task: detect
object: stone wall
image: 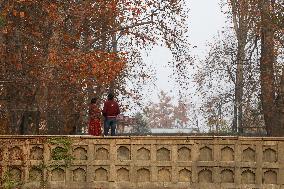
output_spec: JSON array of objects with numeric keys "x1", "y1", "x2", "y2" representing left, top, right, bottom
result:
[{"x1": 0, "y1": 136, "x2": 284, "y2": 189}]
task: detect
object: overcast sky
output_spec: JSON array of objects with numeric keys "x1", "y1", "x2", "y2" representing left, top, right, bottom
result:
[{"x1": 141, "y1": 0, "x2": 227, "y2": 103}]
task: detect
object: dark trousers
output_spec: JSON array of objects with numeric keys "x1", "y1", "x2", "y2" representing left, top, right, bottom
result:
[{"x1": 104, "y1": 117, "x2": 117, "y2": 136}]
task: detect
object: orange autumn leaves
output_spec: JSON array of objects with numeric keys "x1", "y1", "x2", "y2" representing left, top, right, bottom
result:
[
  {"x1": 3, "y1": 0, "x2": 128, "y2": 86},
  {"x1": 91, "y1": 51, "x2": 126, "y2": 84},
  {"x1": 50, "y1": 50, "x2": 126, "y2": 85}
]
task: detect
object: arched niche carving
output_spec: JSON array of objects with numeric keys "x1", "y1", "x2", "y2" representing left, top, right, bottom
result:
[
  {"x1": 94, "y1": 167, "x2": 108, "y2": 181},
  {"x1": 51, "y1": 168, "x2": 65, "y2": 181},
  {"x1": 51, "y1": 146, "x2": 67, "y2": 160},
  {"x1": 198, "y1": 169, "x2": 212, "y2": 183},
  {"x1": 9, "y1": 146, "x2": 22, "y2": 160},
  {"x1": 157, "y1": 147, "x2": 170, "y2": 161},
  {"x1": 73, "y1": 168, "x2": 86, "y2": 182},
  {"x1": 263, "y1": 148, "x2": 277, "y2": 163},
  {"x1": 242, "y1": 147, "x2": 255, "y2": 162},
  {"x1": 241, "y1": 170, "x2": 255, "y2": 184},
  {"x1": 117, "y1": 146, "x2": 130, "y2": 160},
  {"x1": 137, "y1": 168, "x2": 150, "y2": 182},
  {"x1": 178, "y1": 147, "x2": 191, "y2": 161},
  {"x1": 137, "y1": 147, "x2": 150, "y2": 160},
  {"x1": 221, "y1": 147, "x2": 234, "y2": 161},
  {"x1": 117, "y1": 168, "x2": 129, "y2": 182},
  {"x1": 199, "y1": 146, "x2": 213, "y2": 161},
  {"x1": 9, "y1": 167, "x2": 22, "y2": 182},
  {"x1": 30, "y1": 146, "x2": 44, "y2": 160},
  {"x1": 73, "y1": 147, "x2": 87, "y2": 160},
  {"x1": 158, "y1": 168, "x2": 171, "y2": 182},
  {"x1": 95, "y1": 147, "x2": 109, "y2": 160},
  {"x1": 29, "y1": 168, "x2": 43, "y2": 182},
  {"x1": 179, "y1": 168, "x2": 191, "y2": 182},
  {"x1": 221, "y1": 169, "x2": 234, "y2": 183},
  {"x1": 263, "y1": 170, "x2": 277, "y2": 184}
]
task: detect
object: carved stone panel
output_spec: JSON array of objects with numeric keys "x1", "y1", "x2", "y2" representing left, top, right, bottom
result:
[
  {"x1": 1, "y1": 136, "x2": 284, "y2": 188},
  {"x1": 157, "y1": 147, "x2": 170, "y2": 161},
  {"x1": 241, "y1": 170, "x2": 255, "y2": 184},
  {"x1": 198, "y1": 169, "x2": 212, "y2": 183},
  {"x1": 9, "y1": 167, "x2": 22, "y2": 182},
  {"x1": 94, "y1": 167, "x2": 108, "y2": 181},
  {"x1": 30, "y1": 146, "x2": 44, "y2": 160},
  {"x1": 221, "y1": 147, "x2": 234, "y2": 161},
  {"x1": 221, "y1": 169, "x2": 234, "y2": 183},
  {"x1": 73, "y1": 147, "x2": 87, "y2": 160},
  {"x1": 137, "y1": 168, "x2": 150, "y2": 182},
  {"x1": 117, "y1": 167, "x2": 130, "y2": 182},
  {"x1": 9, "y1": 146, "x2": 22, "y2": 160},
  {"x1": 137, "y1": 147, "x2": 150, "y2": 160},
  {"x1": 51, "y1": 168, "x2": 65, "y2": 182},
  {"x1": 178, "y1": 168, "x2": 191, "y2": 182},
  {"x1": 199, "y1": 146, "x2": 213, "y2": 161},
  {"x1": 263, "y1": 148, "x2": 277, "y2": 163},
  {"x1": 117, "y1": 146, "x2": 130, "y2": 160},
  {"x1": 158, "y1": 167, "x2": 171, "y2": 182},
  {"x1": 242, "y1": 147, "x2": 255, "y2": 162},
  {"x1": 51, "y1": 147, "x2": 66, "y2": 160},
  {"x1": 263, "y1": 170, "x2": 277, "y2": 184},
  {"x1": 178, "y1": 147, "x2": 191, "y2": 161},
  {"x1": 95, "y1": 147, "x2": 109, "y2": 160},
  {"x1": 29, "y1": 168, "x2": 43, "y2": 182},
  {"x1": 73, "y1": 168, "x2": 86, "y2": 182}
]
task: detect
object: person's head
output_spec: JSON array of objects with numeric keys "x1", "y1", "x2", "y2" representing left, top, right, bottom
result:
[
  {"x1": 107, "y1": 93, "x2": 114, "y2": 100},
  {"x1": 91, "y1": 97, "x2": 97, "y2": 104}
]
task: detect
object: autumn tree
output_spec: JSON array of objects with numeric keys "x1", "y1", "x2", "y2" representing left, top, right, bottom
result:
[
  {"x1": 237, "y1": 0, "x2": 284, "y2": 136},
  {"x1": 194, "y1": 30, "x2": 239, "y2": 133},
  {"x1": 144, "y1": 91, "x2": 175, "y2": 128},
  {"x1": 173, "y1": 98, "x2": 191, "y2": 128},
  {"x1": 0, "y1": 0, "x2": 191, "y2": 134},
  {"x1": 259, "y1": 0, "x2": 284, "y2": 135},
  {"x1": 196, "y1": 0, "x2": 283, "y2": 135},
  {"x1": 130, "y1": 112, "x2": 150, "y2": 135},
  {"x1": 144, "y1": 91, "x2": 192, "y2": 129},
  {"x1": 227, "y1": 0, "x2": 258, "y2": 133}
]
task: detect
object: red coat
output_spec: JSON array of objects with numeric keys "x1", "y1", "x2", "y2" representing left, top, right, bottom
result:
[
  {"x1": 102, "y1": 100, "x2": 120, "y2": 118},
  {"x1": 88, "y1": 103, "x2": 102, "y2": 136},
  {"x1": 89, "y1": 103, "x2": 101, "y2": 119}
]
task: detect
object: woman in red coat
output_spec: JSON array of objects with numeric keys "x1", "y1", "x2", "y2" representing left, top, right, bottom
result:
[{"x1": 88, "y1": 97, "x2": 102, "y2": 136}]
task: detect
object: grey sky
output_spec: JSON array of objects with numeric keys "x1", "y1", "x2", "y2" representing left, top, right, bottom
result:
[{"x1": 142, "y1": 0, "x2": 227, "y2": 103}]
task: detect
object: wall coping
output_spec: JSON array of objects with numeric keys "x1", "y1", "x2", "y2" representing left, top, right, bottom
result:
[{"x1": 0, "y1": 135, "x2": 284, "y2": 141}]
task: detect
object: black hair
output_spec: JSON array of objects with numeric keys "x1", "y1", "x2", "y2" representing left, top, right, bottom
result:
[
  {"x1": 107, "y1": 93, "x2": 114, "y2": 100},
  {"x1": 91, "y1": 97, "x2": 97, "y2": 104}
]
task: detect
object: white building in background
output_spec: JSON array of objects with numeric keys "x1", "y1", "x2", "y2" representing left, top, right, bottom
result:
[
  {"x1": 116, "y1": 114, "x2": 200, "y2": 135},
  {"x1": 150, "y1": 128, "x2": 199, "y2": 134}
]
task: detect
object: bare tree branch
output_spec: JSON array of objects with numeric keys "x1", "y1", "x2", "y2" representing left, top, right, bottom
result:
[{"x1": 85, "y1": 20, "x2": 154, "y2": 50}]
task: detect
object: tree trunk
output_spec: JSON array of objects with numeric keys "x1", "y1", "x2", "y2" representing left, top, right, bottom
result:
[
  {"x1": 0, "y1": 24, "x2": 9, "y2": 134},
  {"x1": 275, "y1": 69, "x2": 284, "y2": 136},
  {"x1": 234, "y1": 37, "x2": 246, "y2": 134},
  {"x1": 231, "y1": 0, "x2": 248, "y2": 134},
  {"x1": 109, "y1": 33, "x2": 118, "y2": 94},
  {"x1": 260, "y1": 0, "x2": 277, "y2": 136}
]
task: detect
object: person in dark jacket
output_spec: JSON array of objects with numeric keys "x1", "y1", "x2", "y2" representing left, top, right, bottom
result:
[{"x1": 102, "y1": 93, "x2": 120, "y2": 136}]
